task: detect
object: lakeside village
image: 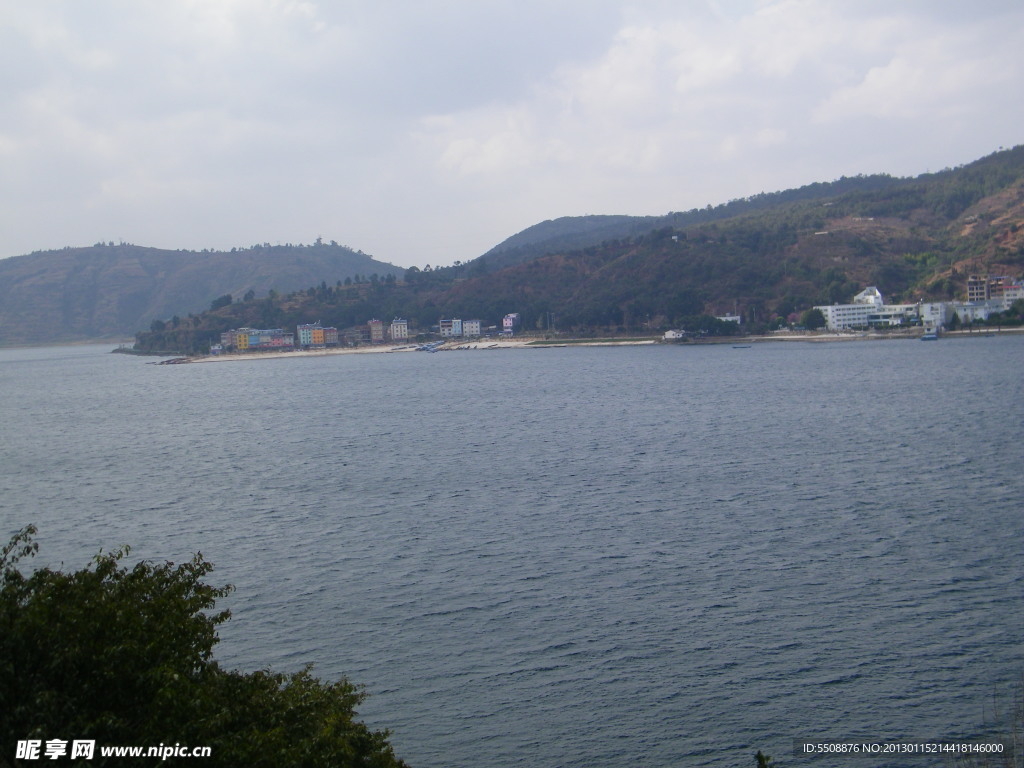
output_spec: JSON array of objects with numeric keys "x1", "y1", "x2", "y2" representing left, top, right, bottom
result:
[
  {"x1": 209, "y1": 274, "x2": 1023, "y2": 356},
  {"x1": 210, "y1": 313, "x2": 525, "y2": 354}
]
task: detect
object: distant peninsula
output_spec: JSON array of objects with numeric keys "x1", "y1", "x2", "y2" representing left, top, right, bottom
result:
[{"x1": 0, "y1": 241, "x2": 403, "y2": 347}]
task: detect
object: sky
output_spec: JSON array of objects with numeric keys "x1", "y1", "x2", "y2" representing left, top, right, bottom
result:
[{"x1": 2, "y1": 1, "x2": 1023, "y2": 269}]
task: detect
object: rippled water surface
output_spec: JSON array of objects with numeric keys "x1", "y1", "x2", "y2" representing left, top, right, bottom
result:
[{"x1": 2, "y1": 338, "x2": 1022, "y2": 767}]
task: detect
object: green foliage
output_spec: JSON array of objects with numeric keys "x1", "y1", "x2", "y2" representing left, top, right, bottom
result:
[
  {"x1": 209, "y1": 294, "x2": 233, "y2": 312},
  {"x1": 479, "y1": 174, "x2": 905, "y2": 271},
  {"x1": 674, "y1": 314, "x2": 741, "y2": 336},
  {"x1": 1, "y1": 527, "x2": 407, "y2": 768},
  {"x1": 134, "y1": 327, "x2": 224, "y2": 355},
  {"x1": 801, "y1": 307, "x2": 827, "y2": 330}
]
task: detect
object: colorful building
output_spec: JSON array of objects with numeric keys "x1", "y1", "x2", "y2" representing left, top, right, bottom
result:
[
  {"x1": 439, "y1": 318, "x2": 463, "y2": 337},
  {"x1": 502, "y1": 313, "x2": 521, "y2": 335},
  {"x1": 220, "y1": 328, "x2": 294, "y2": 352},
  {"x1": 297, "y1": 323, "x2": 339, "y2": 348}
]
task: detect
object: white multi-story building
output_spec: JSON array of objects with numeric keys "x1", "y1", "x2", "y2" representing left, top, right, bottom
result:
[
  {"x1": 918, "y1": 302, "x2": 949, "y2": 329},
  {"x1": 853, "y1": 286, "x2": 884, "y2": 307},
  {"x1": 389, "y1": 318, "x2": 409, "y2": 342},
  {"x1": 948, "y1": 301, "x2": 1005, "y2": 324},
  {"x1": 815, "y1": 302, "x2": 872, "y2": 331},
  {"x1": 462, "y1": 319, "x2": 482, "y2": 337},
  {"x1": 816, "y1": 287, "x2": 918, "y2": 331},
  {"x1": 815, "y1": 279, "x2": 1023, "y2": 332},
  {"x1": 997, "y1": 281, "x2": 1024, "y2": 306}
]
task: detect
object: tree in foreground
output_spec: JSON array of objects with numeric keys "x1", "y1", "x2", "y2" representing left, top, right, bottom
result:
[{"x1": 0, "y1": 526, "x2": 407, "y2": 768}]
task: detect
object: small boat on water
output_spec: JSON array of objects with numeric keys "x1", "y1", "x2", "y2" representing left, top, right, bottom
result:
[
  {"x1": 732, "y1": 344, "x2": 752, "y2": 349},
  {"x1": 920, "y1": 332, "x2": 938, "y2": 341}
]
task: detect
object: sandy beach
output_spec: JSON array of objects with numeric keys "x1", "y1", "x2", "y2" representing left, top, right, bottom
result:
[{"x1": 178, "y1": 338, "x2": 535, "y2": 363}]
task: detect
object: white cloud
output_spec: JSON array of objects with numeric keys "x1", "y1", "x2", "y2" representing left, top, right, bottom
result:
[
  {"x1": 814, "y1": 28, "x2": 1016, "y2": 124},
  {"x1": 1, "y1": 1, "x2": 1022, "y2": 265}
]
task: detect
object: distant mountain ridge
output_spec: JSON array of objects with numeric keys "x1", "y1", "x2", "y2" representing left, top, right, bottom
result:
[
  {"x1": 478, "y1": 174, "x2": 906, "y2": 272},
  {"x1": 0, "y1": 242, "x2": 403, "y2": 346}
]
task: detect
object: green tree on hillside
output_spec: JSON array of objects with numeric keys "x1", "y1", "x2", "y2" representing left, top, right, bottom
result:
[
  {"x1": 0, "y1": 526, "x2": 407, "y2": 768},
  {"x1": 800, "y1": 308, "x2": 827, "y2": 330},
  {"x1": 209, "y1": 294, "x2": 233, "y2": 312}
]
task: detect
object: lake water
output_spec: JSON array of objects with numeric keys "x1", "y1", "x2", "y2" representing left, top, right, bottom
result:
[{"x1": 1, "y1": 338, "x2": 1022, "y2": 767}]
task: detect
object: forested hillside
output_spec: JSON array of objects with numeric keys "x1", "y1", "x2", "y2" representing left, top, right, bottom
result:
[
  {"x1": 0, "y1": 241, "x2": 403, "y2": 346},
  {"x1": 479, "y1": 173, "x2": 906, "y2": 272},
  {"x1": 135, "y1": 145, "x2": 1024, "y2": 353}
]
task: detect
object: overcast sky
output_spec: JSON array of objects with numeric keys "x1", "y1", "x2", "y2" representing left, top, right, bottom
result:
[{"x1": 2, "y1": 1, "x2": 1022, "y2": 268}]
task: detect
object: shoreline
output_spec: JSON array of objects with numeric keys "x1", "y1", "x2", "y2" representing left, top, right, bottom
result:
[
  {"x1": 174, "y1": 338, "x2": 535, "y2": 364},
  {"x1": 152, "y1": 326, "x2": 1024, "y2": 364}
]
